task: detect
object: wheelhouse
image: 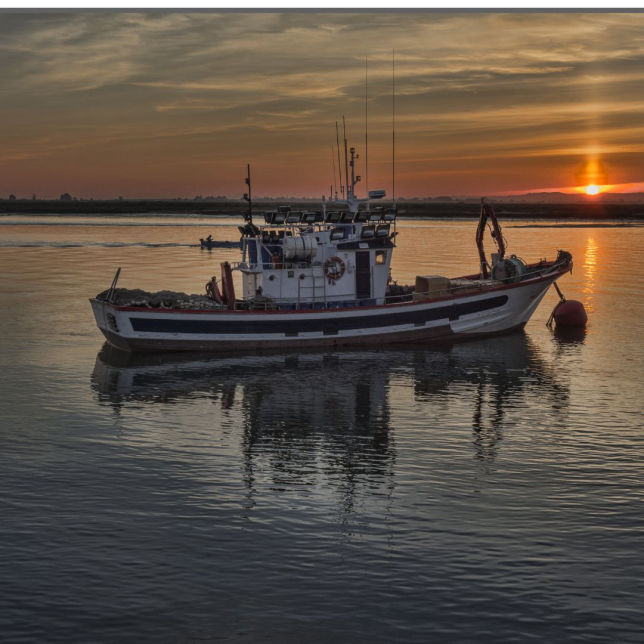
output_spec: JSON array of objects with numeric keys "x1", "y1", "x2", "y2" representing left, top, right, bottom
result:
[{"x1": 237, "y1": 205, "x2": 397, "y2": 309}]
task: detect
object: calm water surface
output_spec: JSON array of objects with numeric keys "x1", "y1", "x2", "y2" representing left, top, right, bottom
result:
[{"x1": 1, "y1": 215, "x2": 643, "y2": 642}]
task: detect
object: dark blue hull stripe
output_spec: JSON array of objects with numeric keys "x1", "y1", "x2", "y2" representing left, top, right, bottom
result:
[{"x1": 129, "y1": 295, "x2": 508, "y2": 335}]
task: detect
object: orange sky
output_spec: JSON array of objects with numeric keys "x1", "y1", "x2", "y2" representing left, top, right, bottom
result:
[{"x1": 1, "y1": 11, "x2": 644, "y2": 199}]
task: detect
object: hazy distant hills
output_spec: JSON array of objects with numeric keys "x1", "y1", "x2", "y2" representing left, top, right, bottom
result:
[{"x1": 488, "y1": 192, "x2": 644, "y2": 204}]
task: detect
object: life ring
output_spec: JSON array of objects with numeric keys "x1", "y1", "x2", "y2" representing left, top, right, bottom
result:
[{"x1": 324, "y1": 256, "x2": 346, "y2": 283}]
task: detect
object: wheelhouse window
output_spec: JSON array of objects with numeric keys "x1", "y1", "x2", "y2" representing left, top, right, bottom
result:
[{"x1": 376, "y1": 250, "x2": 387, "y2": 265}]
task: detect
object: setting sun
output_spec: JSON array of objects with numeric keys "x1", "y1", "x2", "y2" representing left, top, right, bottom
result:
[{"x1": 586, "y1": 184, "x2": 600, "y2": 195}]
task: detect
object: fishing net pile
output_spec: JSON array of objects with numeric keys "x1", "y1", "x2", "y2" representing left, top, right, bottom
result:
[{"x1": 95, "y1": 288, "x2": 226, "y2": 310}]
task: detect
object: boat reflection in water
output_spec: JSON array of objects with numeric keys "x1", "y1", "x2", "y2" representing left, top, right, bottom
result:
[
  {"x1": 92, "y1": 344, "x2": 397, "y2": 513},
  {"x1": 92, "y1": 332, "x2": 569, "y2": 477},
  {"x1": 410, "y1": 334, "x2": 570, "y2": 463}
]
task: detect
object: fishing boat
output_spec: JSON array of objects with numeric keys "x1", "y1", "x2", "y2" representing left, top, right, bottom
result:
[{"x1": 90, "y1": 148, "x2": 572, "y2": 353}]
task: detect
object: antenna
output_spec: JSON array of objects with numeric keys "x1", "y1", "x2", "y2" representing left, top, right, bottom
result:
[
  {"x1": 365, "y1": 56, "x2": 369, "y2": 199},
  {"x1": 335, "y1": 121, "x2": 343, "y2": 199},
  {"x1": 343, "y1": 116, "x2": 349, "y2": 200},
  {"x1": 243, "y1": 163, "x2": 252, "y2": 223},
  {"x1": 392, "y1": 49, "x2": 396, "y2": 208},
  {"x1": 331, "y1": 145, "x2": 337, "y2": 200}
]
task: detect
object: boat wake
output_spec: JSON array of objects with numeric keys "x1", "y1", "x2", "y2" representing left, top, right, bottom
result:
[
  {"x1": 0, "y1": 219, "x2": 237, "y2": 227},
  {"x1": 0, "y1": 241, "x2": 197, "y2": 249}
]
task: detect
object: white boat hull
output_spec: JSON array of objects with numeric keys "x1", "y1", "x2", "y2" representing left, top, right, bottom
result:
[{"x1": 90, "y1": 268, "x2": 564, "y2": 353}]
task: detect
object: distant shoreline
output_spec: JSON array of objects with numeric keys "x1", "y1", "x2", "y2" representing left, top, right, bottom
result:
[{"x1": 1, "y1": 199, "x2": 643, "y2": 219}]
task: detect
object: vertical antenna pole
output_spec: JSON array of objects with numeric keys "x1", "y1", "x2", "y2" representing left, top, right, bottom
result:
[
  {"x1": 331, "y1": 145, "x2": 337, "y2": 200},
  {"x1": 365, "y1": 56, "x2": 369, "y2": 199},
  {"x1": 335, "y1": 121, "x2": 343, "y2": 198},
  {"x1": 245, "y1": 163, "x2": 252, "y2": 223},
  {"x1": 392, "y1": 49, "x2": 396, "y2": 208},
  {"x1": 343, "y1": 116, "x2": 349, "y2": 200}
]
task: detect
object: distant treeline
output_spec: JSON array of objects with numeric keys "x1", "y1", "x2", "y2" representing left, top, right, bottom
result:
[{"x1": 1, "y1": 199, "x2": 643, "y2": 219}]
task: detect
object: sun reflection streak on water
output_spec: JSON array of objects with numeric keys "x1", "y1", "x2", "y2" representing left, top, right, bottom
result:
[{"x1": 583, "y1": 235, "x2": 597, "y2": 313}]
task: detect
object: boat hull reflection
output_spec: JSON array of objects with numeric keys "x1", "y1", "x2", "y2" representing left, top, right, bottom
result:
[{"x1": 92, "y1": 333, "x2": 568, "y2": 468}]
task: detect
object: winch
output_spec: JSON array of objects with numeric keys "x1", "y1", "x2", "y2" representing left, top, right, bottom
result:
[{"x1": 491, "y1": 255, "x2": 527, "y2": 283}]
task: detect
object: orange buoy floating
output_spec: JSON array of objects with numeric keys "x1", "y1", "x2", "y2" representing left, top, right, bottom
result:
[
  {"x1": 552, "y1": 299, "x2": 588, "y2": 327},
  {"x1": 547, "y1": 282, "x2": 587, "y2": 328}
]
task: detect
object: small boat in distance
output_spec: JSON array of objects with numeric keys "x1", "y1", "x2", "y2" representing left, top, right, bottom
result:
[
  {"x1": 199, "y1": 236, "x2": 241, "y2": 250},
  {"x1": 91, "y1": 151, "x2": 572, "y2": 353}
]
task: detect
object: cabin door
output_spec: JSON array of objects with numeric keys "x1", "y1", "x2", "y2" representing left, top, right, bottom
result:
[{"x1": 355, "y1": 251, "x2": 371, "y2": 300}]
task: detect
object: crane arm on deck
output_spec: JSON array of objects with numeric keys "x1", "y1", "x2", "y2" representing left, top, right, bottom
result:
[{"x1": 476, "y1": 199, "x2": 506, "y2": 279}]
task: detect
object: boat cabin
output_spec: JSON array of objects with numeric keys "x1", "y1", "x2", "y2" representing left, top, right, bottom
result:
[{"x1": 236, "y1": 205, "x2": 397, "y2": 309}]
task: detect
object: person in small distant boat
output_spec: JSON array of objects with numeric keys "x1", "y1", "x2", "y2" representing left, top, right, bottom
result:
[{"x1": 206, "y1": 234, "x2": 212, "y2": 242}]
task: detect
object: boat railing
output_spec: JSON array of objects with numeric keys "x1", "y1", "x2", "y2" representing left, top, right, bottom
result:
[
  {"x1": 233, "y1": 283, "x2": 469, "y2": 311},
  {"x1": 227, "y1": 254, "x2": 571, "y2": 311},
  {"x1": 407, "y1": 257, "x2": 570, "y2": 302},
  {"x1": 231, "y1": 261, "x2": 317, "y2": 271},
  {"x1": 232, "y1": 252, "x2": 569, "y2": 277}
]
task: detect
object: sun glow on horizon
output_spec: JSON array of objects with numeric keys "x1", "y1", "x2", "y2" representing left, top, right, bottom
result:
[{"x1": 586, "y1": 184, "x2": 600, "y2": 195}]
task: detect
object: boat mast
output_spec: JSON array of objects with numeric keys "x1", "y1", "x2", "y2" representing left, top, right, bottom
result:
[
  {"x1": 349, "y1": 144, "x2": 361, "y2": 207},
  {"x1": 343, "y1": 116, "x2": 350, "y2": 200},
  {"x1": 365, "y1": 56, "x2": 369, "y2": 203},
  {"x1": 335, "y1": 121, "x2": 343, "y2": 199},
  {"x1": 331, "y1": 145, "x2": 337, "y2": 200},
  {"x1": 244, "y1": 163, "x2": 253, "y2": 223},
  {"x1": 392, "y1": 49, "x2": 396, "y2": 209}
]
